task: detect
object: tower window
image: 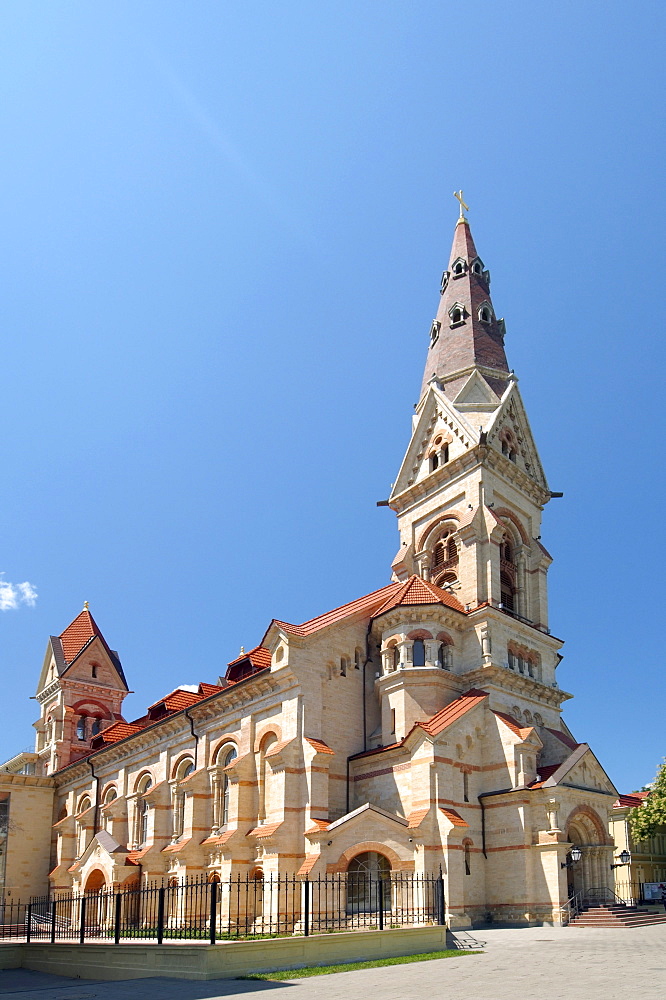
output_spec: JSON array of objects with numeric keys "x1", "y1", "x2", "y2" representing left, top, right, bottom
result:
[
  {"x1": 430, "y1": 453, "x2": 439, "y2": 472},
  {"x1": 479, "y1": 306, "x2": 492, "y2": 323},
  {"x1": 452, "y1": 259, "x2": 465, "y2": 276},
  {"x1": 412, "y1": 639, "x2": 426, "y2": 667},
  {"x1": 440, "y1": 271, "x2": 450, "y2": 294},
  {"x1": 450, "y1": 307, "x2": 463, "y2": 325},
  {"x1": 430, "y1": 320, "x2": 441, "y2": 345},
  {"x1": 91, "y1": 664, "x2": 97, "y2": 678},
  {"x1": 500, "y1": 572, "x2": 515, "y2": 612},
  {"x1": 463, "y1": 770, "x2": 469, "y2": 802},
  {"x1": 464, "y1": 843, "x2": 471, "y2": 875},
  {"x1": 437, "y1": 642, "x2": 452, "y2": 670},
  {"x1": 91, "y1": 718, "x2": 101, "y2": 737},
  {"x1": 76, "y1": 717, "x2": 87, "y2": 741}
]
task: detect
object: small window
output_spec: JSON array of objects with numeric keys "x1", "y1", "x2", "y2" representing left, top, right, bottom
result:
[
  {"x1": 452, "y1": 259, "x2": 465, "y2": 276},
  {"x1": 91, "y1": 664, "x2": 97, "y2": 678},
  {"x1": 464, "y1": 843, "x2": 471, "y2": 875},
  {"x1": 430, "y1": 319, "x2": 441, "y2": 344},
  {"x1": 412, "y1": 639, "x2": 426, "y2": 667},
  {"x1": 450, "y1": 307, "x2": 462, "y2": 325},
  {"x1": 472, "y1": 260, "x2": 483, "y2": 274},
  {"x1": 76, "y1": 717, "x2": 87, "y2": 741},
  {"x1": 430, "y1": 453, "x2": 439, "y2": 472},
  {"x1": 479, "y1": 306, "x2": 491, "y2": 323},
  {"x1": 391, "y1": 645, "x2": 400, "y2": 670},
  {"x1": 91, "y1": 718, "x2": 101, "y2": 737},
  {"x1": 442, "y1": 443, "x2": 449, "y2": 464},
  {"x1": 508, "y1": 650, "x2": 515, "y2": 670},
  {"x1": 391, "y1": 709, "x2": 396, "y2": 735},
  {"x1": 437, "y1": 642, "x2": 452, "y2": 670},
  {"x1": 440, "y1": 271, "x2": 450, "y2": 294},
  {"x1": 463, "y1": 771, "x2": 469, "y2": 802},
  {"x1": 340, "y1": 657, "x2": 347, "y2": 677}
]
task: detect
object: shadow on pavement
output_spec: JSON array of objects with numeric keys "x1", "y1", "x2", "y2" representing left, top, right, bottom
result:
[{"x1": 0, "y1": 968, "x2": 297, "y2": 998}]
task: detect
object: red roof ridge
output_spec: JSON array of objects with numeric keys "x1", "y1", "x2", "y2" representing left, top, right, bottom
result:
[
  {"x1": 417, "y1": 689, "x2": 489, "y2": 738},
  {"x1": 271, "y1": 582, "x2": 403, "y2": 637}
]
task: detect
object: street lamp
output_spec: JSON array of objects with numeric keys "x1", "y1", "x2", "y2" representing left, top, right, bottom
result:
[
  {"x1": 611, "y1": 849, "x2": 631, "y2": 870},
  {"x1": 561, "y1": 846, "x2": 582, "y2": 869}
]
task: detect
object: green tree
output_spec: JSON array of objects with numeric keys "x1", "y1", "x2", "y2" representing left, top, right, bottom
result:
[{"x1": 629, "y1": 759, "x2": 666, "y2": 843}]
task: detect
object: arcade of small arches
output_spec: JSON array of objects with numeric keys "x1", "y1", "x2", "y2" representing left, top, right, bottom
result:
[{"x1": 381, "y1": 629, "x2": 454, "y2": 674}]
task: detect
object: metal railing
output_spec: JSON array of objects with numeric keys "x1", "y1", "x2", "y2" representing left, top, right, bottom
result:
[{"x1": 0, "y1": 871, "x2": 446, "y2": 945}]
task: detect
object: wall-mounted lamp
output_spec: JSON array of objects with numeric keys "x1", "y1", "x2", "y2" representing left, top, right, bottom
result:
[
  {"x1": 611, "y1": 849, "x2": 631, "y2": 870},
  {"x1": 561, "y1": 846, "x2": 582, "y2": 869}
]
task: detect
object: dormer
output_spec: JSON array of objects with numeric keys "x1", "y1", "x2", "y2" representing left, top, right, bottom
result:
[
  {"x1": 440, "y1": 270, "x2": 450, "y2": 294},
  {"x1": 451, "y1": 257, "x2": 466, "y2": 278},
  {"x1": 448, "y1": 302, "x2": 467, "y2": 327},
  {"x1": 478, "y1": 301, "x2": 493, "y2": 323}
]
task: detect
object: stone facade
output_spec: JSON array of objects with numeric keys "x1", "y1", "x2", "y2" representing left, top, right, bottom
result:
[{"x1": 2, "y1": 211, "x2": 618, "y2": 926}]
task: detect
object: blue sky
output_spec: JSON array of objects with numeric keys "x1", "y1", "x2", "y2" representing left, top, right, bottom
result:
[{"x1": 0, "y1": 2, "x2": 663, "y2": 793}]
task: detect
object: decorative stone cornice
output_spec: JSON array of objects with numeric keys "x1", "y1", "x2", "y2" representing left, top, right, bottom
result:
[{"x1": 462, "y1": 663, "x2": 572, "y2": 707}]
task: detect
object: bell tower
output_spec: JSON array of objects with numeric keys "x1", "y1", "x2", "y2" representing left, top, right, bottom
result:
[
  {"x1": 376, "y1": 199, "x2": 566, "y2": 745},
  {"x1": 33, "y1": 604, "x2": 129, "y2": 775}
]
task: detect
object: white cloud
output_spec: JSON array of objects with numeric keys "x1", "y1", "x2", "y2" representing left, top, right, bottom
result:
[{"x1": 0, "y1": 575, "x2": 38, "y2": 611}]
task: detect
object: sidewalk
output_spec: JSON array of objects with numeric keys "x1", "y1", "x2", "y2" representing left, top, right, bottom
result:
[{"x1": 1, "y1": 923, "x2": 665, "y2": 999}]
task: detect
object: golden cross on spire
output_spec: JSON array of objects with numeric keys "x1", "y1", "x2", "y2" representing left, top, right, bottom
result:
[{"x1": 453, "y1": 189, "x2": 469, "y2": 220}]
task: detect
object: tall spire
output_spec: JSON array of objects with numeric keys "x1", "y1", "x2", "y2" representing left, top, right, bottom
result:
[{"x1": 420, "y1": 204, "x2": 510, "y2": 401}]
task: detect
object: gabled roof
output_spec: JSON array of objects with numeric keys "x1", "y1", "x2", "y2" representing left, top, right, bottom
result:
[
  {"x1": 528, "y1": 743, "x2": 617, "y2": 795},
  {"x1": 546, "y1": 727, "x2": 579, "y2": 752},
  {"x1": 50, "y1": 607, "x2": 128, "y2": 689},
  {"x1": 372, "y1": 575, "x2": 465, "y2": 615},
  {"x1": 147, "y1": 688, "x2": 205, "y2": 715}
]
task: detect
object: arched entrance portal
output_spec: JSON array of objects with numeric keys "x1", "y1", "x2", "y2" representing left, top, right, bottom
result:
[
  {"x1": 346, "y1": 851, "x2": 392, "y2": 914},
  {"x1": 566, "y1": 807, "x2": 611, "y2": 900},
  {"x1": 84, "y1": 869, "x2": 106, "y2": 894},
  {"x1": 83, "y1": 869, "x2": 108, "y2": 930}
]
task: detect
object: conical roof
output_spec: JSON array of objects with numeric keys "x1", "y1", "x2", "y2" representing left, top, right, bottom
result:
[{"x1": 420, "y1": 216, "x2": 510, "y2": 399}]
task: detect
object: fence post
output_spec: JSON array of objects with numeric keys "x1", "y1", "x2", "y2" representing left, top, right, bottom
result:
[
  {"x1": 79, "y1": 896, "x2": 87, "y2": 944},
  {"x1": 303, "y1": 879, "x2": 310, "y2": 937},
  {"x1": 157, "y1": 886, "x2": 165, "y2": 945},
  {"x1": 26, "y1": 903, "x2": 32, "y2": 944},
  {"x1": 378, "y1": 879, "x2": 384, "y2": 930},
  {"x1": 436, "y1": 870, "x2": 446, "y2": 925},
  {"x1": 209, "y1": 880, "x2": 217, "y2": 946},
  {"x1": 50, "y1": 900, "x2": 57, "y2": 944},
  {"x1": 114, "y1": 893, "x2": 122, "y2": 945}
]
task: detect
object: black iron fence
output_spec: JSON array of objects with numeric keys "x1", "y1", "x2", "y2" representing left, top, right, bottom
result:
[{"x1": 0, "y1": 872, "x2": 445, "y2": 945}]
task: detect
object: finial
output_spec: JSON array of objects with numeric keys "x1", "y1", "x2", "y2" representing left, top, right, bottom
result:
[
  {"x1": 453, "y1": 189, "x2": 469, "y2": 222},
  {"x1": 240, "y1": 645, "x2": 245, "y2": 655},
  {"x1": 83, "y1": 601, "x2": 89, "y2": 610}
]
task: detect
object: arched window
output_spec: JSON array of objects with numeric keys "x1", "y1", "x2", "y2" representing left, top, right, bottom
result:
[
  {"x1": 437, "y1": 642, "x2": 453, "y2": 670},
  {"x1": 450, "y1": 307, "x2": 463, "y2": 324},
  {"x1": 222, "y1": 746, "x2": 237, "y2": 826},
  {"x1": 464, "y1": 842, "x2": 471, "y2": 876},
  {"x1": 500, "y1": 572, "x2": 515, "y2": 612},
  {"x1": 340, "y1": 657, "x2": 348, "y2": 677},
  {"x1": 463, "y1": 770, "x2": 470, "y2": 802},
  {"x1": 508, "y1": 650, "x2": 516, "y2": 670},
  {"x1": 452, "y1": 259, "x2": 465, "y2": 276},
  {"x1": 91, "y1": 718, "x2": 102, "y2": 737},
  {"x1": 102, "y1": 787, "x2": 117, "y2": 831},
  {"x1": 136, "y1": 775, "x2": 152, "y2": 847},
  {"x1": 258, "y1": 734, "x2": 277, "y2": 823},
  {"x1": 500, "y1": 536, "x2": 513, "y2": 564},
  {"x1": 412, "y1": 639, "x2": 425, "y2": 667},
  {"x1": 429, "y1": 452, "x2": 439, "y2": 472},
  {"x1": 76, "y1": 717, "x2": 87, "y2": 741},
  {"x1": 346, "y1": 852, "x2": 392, "y2": 914},
  {"x1": 354, "y1": 648, "x2": 363, "y2": 670},
  {"x1": 91, "y1": 664, "x2": 98, "y2": 678},
  {"x1": 479, "y1": 305, "x2": 491, "y2": 322}
]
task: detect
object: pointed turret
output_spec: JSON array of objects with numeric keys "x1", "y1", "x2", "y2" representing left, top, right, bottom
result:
[{"x1": 421, "y1": 214, "x2": 510, "y2": 401}]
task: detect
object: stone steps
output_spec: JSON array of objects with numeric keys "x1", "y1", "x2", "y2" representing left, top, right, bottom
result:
[{"x1": 570, "y1": 903, "x2": 666, "y2": 928}]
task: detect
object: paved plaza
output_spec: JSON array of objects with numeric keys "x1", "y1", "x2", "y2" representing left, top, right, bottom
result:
[{"x1": 1, "y1": 924, "x2": 665, "y2": 1000}]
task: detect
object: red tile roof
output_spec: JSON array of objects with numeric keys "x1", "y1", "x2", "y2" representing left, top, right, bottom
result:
[
  {"x1": 407, "y1": 808, "x2": 430, "y2": 829},
  {"x1": 59, "y1": 608, "x2": 101, "y2": 664},
  {"x1": 148, "y1": 688, "x2": 205, "y2": 713},
  {"x1": 199, "y1": 682, "x2": 225, "y2": 698},
  {"x1": 126, "y1": 847, "x2": 152, "y2": 866},
  {"x1": 296, "y1": 855, "x2": 320, "y2": 877},
  {"x1": 373, "y1": 575, "x2": 465, "y2": 615},
  {"x1": 417, "y1": 690, "x2": 489, "y2": 737},
  {"x1": 200, "y1": 830, "x2": 236, "y2": 846},
  {"x1": 161, "y1": 838, "x2": 192, "y2": 854},
  {"x1": 92, "y1": 721, "x2": 146, "y2": 746},
  {"x1": 227, "y1": 645, "x2": 272, "y2": 670},
  {"x1": 273, "y1": 583, "x2": 403, "y2": 636},
  {"x1": 614, "y1": 792, "x2": 648, "y2": 809},
  {"x1": 440, "y1": 807, "x2": 469, "y2": 827},
  {"x1": 306, "y1": 818, "x2": 330, "y2": 832},
  {"x1": 305, "y1": 737, "x2": 335, "y2": 755},
  {"x1": 247, "y1": 823, "x2": 283, "y2": 839},
  {"x1": 493, "y1": 711, "x2": 535, "y2": 740}
]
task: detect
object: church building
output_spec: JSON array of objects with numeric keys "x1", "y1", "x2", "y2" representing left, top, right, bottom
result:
[{"x1": 4, "y1": 204, "x2": 619, "y2": 927}]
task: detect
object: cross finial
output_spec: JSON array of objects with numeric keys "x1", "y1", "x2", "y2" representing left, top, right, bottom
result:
[{"x1": 453, "y1": 189, "x2": 469, "y2": 221}]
